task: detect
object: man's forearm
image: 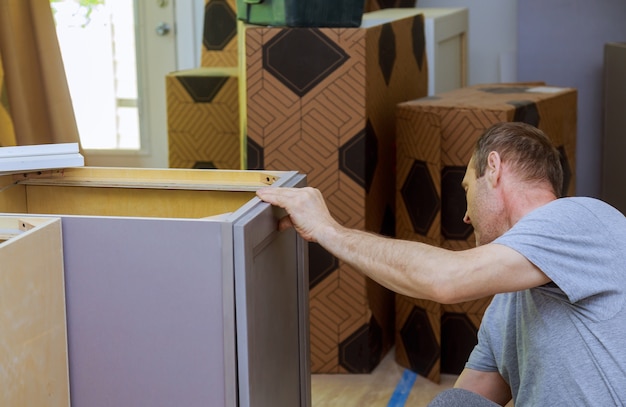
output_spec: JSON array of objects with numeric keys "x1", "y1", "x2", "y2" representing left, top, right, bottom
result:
[{"x1": 317, "y1": 223, "x2": 459, "y2": 302}]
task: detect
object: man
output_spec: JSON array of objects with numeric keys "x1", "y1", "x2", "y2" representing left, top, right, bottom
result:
[{"x1": 256, "y1": 122, "x2": 626, "y2": 406}]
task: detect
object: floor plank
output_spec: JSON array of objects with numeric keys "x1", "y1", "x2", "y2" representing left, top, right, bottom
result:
[{"x1": 312, "y1": 349, "x2": 456, "y2": 406}]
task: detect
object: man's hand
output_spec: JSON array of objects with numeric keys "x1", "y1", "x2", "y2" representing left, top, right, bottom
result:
[{"x1": 256, "y1": 187, "x2": 337, "y2": 243}]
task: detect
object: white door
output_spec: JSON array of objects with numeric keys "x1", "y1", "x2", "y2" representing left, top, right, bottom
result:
[{"x1": 52, "y1": 0, "x2": 199, "y2": 168}]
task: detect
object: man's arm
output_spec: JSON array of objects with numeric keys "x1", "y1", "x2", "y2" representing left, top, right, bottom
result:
[
  {"x1": 257, "y1": 187, "x2": 550, "y2": 303},
  {"x1": 455, "y1": 368, "x2": 512, "y2": 406}
]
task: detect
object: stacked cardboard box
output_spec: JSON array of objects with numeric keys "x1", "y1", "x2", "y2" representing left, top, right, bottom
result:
[
  {"x1": 395, "y1": 83, "x2": 577, "y2": 382},
  {"x1": 166, "y1": 0, "x2": 240, "y2": 170},
  {"x1": 243, "y1": 9, "x2": 429, "y2": 372},
  {"x1": 166, "y1": 68, "x2": 240, "y2": 169},
  {"x1": 201, "y1": 0, "x2": 239, "y2": 68}
]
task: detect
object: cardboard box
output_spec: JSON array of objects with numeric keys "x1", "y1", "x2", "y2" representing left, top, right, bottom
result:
[
  {"x1": 166, "y1": 67, "x2": 240, "y2": 169},
  {"x1": 202, "y1": 0, "x2": 239, "y2": 68},
  {"x1": 243, "y1": 9, "x2": 429, "y2": 373},
  {"x1": 367, "y1": 8, "x2": 468, "y2": 96},
  {"x1": 0, "y1": 167, "x2": 309, "y2": 407},
  {"x1": 601, "y1": 42, "x2": 626, "y2": 214},
  {"x1": 0, "y1": 216, "x2": 69, "y2": 406},
  {"x1": 395, "y1": 83, "x2": 577, "y2": 381}
]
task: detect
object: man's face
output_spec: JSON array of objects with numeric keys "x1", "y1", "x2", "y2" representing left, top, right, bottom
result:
[{"x1": 461, "y1": 157, "x2": 504, "y2": 246}]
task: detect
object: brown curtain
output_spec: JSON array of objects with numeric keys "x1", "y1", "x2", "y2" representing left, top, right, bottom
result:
[
  {"x1": 0, "y1": 53, "x2": 15, "y2": 146},
  {"x1": 0, "y1": 0, "x2": 80, "y2": 147}
]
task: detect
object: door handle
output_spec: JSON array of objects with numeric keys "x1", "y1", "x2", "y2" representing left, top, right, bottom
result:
[{"x1": 155, "y1": 22, "x2": 171, "y2": 36}]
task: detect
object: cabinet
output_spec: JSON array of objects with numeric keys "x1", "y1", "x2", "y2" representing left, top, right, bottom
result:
[{"x1": 0, "y1": 167, "x2": 309, "y2": 407}]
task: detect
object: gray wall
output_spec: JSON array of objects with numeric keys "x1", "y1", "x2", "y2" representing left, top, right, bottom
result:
[
  {"x1": 417, "y1": 0, "x2": 518, "y2": 85},
  {"x1": 418, "y1": 0, "x2": 626, "y2": 197},
  {"x1": 517, "y1": 0, "x2": 626, "y2": 197}
]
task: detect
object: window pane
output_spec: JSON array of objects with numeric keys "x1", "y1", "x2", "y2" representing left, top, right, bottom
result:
[{"x1": 51, "y1": 0, "x2": 140, "y2": 150}]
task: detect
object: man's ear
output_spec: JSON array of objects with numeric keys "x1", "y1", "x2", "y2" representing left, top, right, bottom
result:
[{"x1": 486, "y1": 151, "x2": 501, "y2": 187}]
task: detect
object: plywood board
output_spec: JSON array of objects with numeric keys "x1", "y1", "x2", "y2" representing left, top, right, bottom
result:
[
  {"x1": 0, "y1": 167, "x2": 293, "y2": 218},
  {"x1": 0, "y1": 216, "x2": 69, "y2": 406}
]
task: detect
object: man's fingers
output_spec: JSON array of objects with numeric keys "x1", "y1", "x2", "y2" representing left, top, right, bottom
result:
[
  {"x1": 257, "y1": 187, "x2": 293, "y2": 207},
  {"x1": 257, "y1": 187, "x2": 314, "y2": 207}
]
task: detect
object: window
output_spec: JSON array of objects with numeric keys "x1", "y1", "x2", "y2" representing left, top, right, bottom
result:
[{"x1": 51, "y1": 0, "x2": 139, "y2": 150}]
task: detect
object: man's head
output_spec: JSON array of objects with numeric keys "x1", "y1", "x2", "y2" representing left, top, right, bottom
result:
[
  {"x1": 462, "y1": 122, "x2": 563, "y2": 246},
  {"x1": 472, "y1": 122, "x2": 564, "y2": 197}
]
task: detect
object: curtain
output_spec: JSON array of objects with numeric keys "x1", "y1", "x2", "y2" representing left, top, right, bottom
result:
[
  {"x1": 0, "y1": 53, "x2": 15, "y2": 146},
  {"x1": 0, "y1": 0, "x2": 80, "y2": 147}
]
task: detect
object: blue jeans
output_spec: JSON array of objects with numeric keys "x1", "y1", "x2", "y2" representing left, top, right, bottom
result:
[{"x1": 427, "y1": 389, "x2": 502, "y2": 407}]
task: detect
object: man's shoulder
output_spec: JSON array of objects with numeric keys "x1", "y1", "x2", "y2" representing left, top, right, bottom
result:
[{"x1": 533, "y1": 196, "x2": 623, "y2": 221}]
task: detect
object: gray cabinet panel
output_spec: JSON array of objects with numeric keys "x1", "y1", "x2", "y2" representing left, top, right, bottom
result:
[{"x1": 62, "y1": 217, "x2": 235, "y2": 407}]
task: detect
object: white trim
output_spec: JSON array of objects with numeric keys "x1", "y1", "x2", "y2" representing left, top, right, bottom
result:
[
  {"x1": 0, "y1": 143, "x2": 84, "y2": 173},
  {"x1": 174, "y1": 0, "x2": 205, "y2": 70}
]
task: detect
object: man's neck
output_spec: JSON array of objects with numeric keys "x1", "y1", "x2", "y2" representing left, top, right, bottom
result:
[{"x1": 505, "y1": 184, "x2": 557, "y2": 227}]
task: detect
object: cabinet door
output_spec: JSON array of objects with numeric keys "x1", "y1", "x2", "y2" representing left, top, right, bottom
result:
[{"x1": 233, "y1": 174, "x2": 310, "y2": 407}]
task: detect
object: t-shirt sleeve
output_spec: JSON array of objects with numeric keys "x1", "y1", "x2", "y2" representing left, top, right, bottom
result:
[
  {"x1": 465, "y1": 310, "x2": 499, "y2": 373},
  {"x1": 493, "y1": 198, "x2": 625, "y2": 320}
]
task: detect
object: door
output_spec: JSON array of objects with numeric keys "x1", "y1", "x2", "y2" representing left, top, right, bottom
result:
[
  {"x1": 233, "y1": 173, "x2": 311, "y2": 407},
  {"x1": 51, "y1": 0, "x2": 179, "y2": 168}
]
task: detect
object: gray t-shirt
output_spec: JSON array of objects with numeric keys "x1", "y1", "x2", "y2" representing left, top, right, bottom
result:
[{"x1": 466, "y1": 197, "x2": 626, "y2": 406}]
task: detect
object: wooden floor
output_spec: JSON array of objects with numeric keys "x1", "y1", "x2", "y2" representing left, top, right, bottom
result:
[{"x1": 311, "y1": 349, "x2": 457, "y2": 407}]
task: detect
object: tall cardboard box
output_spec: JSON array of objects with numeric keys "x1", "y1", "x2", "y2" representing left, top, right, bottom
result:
[
  {"x1": 202, "y1": 0, "x2": 239, "y2": 68},
  {"x1": 0, "y1": 216, "x2": 69, "y2": 406},
  {"x1": 0, "y1": 167, "x2": 309, "y2": 407},
  {"x1": 166, "y1": 67, "x2": 240, "y2": 169},
  {"x1": 243, "y1": 9, "x2": 429, "y2": 373},
  {"x1": 395, "y1": 83, "x2": 577, "y2": 382}
]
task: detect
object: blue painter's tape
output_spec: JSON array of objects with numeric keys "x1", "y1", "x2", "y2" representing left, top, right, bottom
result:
[{"x1": 387, "y1": 369, "x2": 418, "y2": 407}]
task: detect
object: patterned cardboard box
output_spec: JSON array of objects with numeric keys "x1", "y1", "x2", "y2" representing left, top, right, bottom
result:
[
  {"x1": 201, "y1": 0, "x2": 239, "y2": 68},
  {"x1": 243, "y1": 9, "x2": 429, "y2": 373},
  {"x1": 394, "y1": 83, "x2": 577, "y2": 382},
  {"x1": 166, "y1": 67, "x2": 240, "y2": 169}
]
